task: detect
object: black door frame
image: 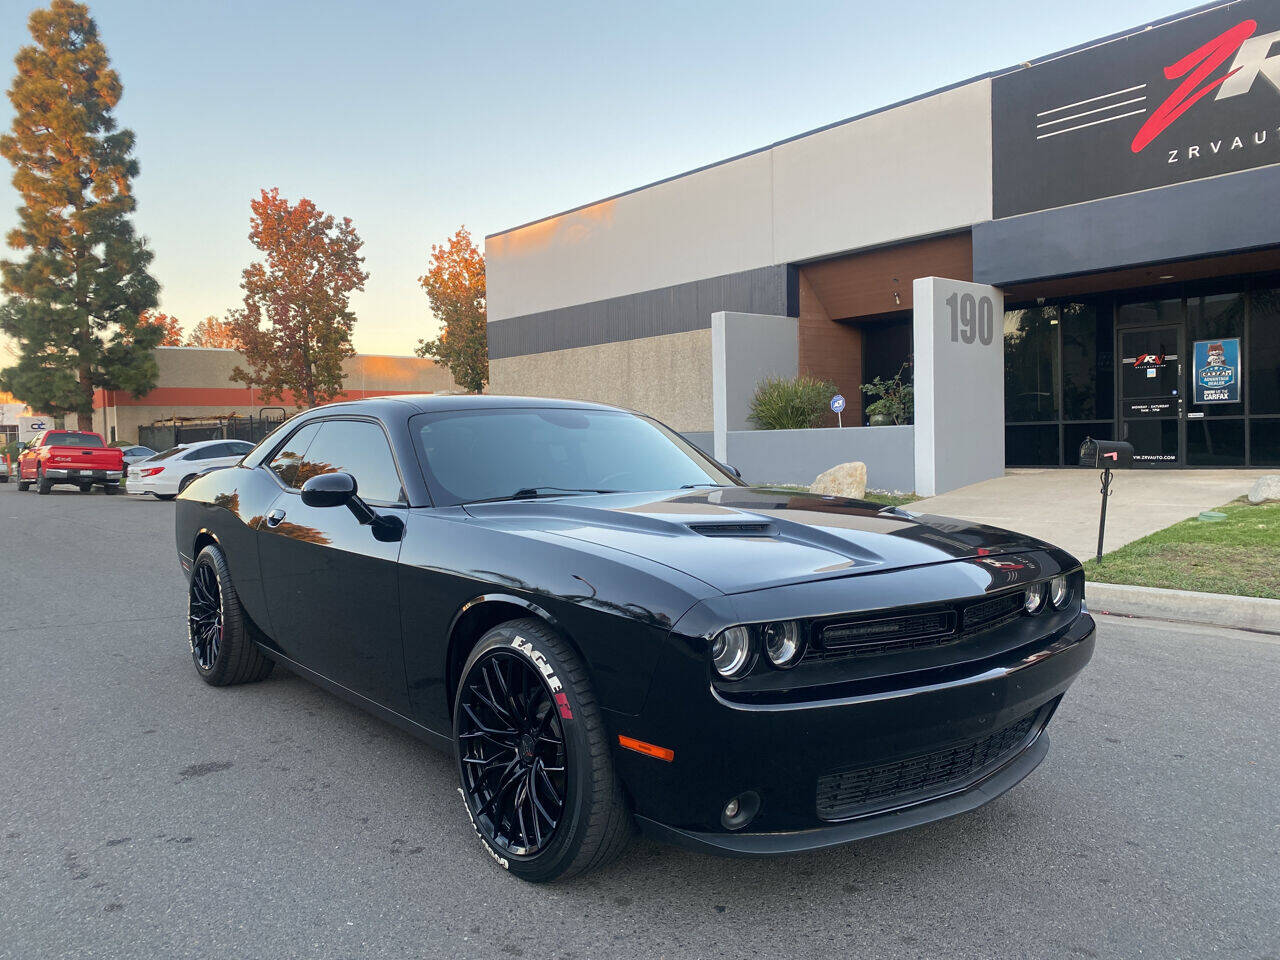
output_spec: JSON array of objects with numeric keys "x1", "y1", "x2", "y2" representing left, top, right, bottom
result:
[{"x1": 1115, "y1": 317, "x2": 1186, "y2": 467}]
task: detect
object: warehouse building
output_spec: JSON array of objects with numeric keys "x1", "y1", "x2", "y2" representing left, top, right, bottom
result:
[{"x1": 486, "y1": 0, "x2": 1280, "y2": 486}]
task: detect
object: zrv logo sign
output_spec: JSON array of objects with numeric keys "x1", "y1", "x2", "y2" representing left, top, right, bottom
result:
[
  {"x1": 1133, "y1": 19, "x2": 1280, "y2": 154},
  {"x1": 992, "y1": 0, "x2": 1280, "y2": 218}
]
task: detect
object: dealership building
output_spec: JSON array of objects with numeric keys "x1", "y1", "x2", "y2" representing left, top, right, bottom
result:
[{"x1": 486, "y1": 0, "x2": 1280, "y2": 493}]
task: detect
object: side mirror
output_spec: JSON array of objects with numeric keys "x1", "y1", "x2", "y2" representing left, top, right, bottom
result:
[
  {"x1": 299, "y1": 470, "x2": 404, "y2": 542},
  {"x1": 723, "y1": 463, "x2": 742, "y2": 480},
  {"x1": 300, "y1": 471, "x2": 356, "y2": 508}
]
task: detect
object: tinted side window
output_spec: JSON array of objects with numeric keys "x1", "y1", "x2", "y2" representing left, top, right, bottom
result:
[
  {"x1": 297, "y1": 420, "x2": 403, "y2": 503},
  {"x1": 192, "y1": 444, "x2": 225, "y2": 460},
  {"x1": 268, "y1": 423, "x2": 322, "y2": 488}
]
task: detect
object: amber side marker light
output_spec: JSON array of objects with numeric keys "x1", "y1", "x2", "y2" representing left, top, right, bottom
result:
[{"x1": 618, "y1": 735, "x2": 675, "y2": 762}]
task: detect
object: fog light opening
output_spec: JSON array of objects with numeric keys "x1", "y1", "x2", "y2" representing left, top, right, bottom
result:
[{"x1": 720, "y1": 790, "x2": 761, "y2": 831}]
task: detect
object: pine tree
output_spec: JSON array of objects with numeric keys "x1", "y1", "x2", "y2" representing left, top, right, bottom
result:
[{"x1": 0, "y1": 0, "x2": 160, "y2": 421}]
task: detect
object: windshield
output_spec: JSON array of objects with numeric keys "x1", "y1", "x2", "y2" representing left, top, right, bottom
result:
[
  {"x1": 411, "y1": 408, "x2": 735, "y2": 506},
  {"x1": 45, "y1": 432, "x2": 103, "y2": 448}
]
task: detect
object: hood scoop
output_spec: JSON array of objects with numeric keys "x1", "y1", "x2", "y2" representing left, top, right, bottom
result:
[{"x1": 687, "y1": 521, "x2": 774, "y2": 538}]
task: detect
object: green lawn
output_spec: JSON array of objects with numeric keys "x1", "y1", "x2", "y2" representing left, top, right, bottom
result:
[{"x1": 1084, "y1": 498, "x2": 1280, "y2": 599}]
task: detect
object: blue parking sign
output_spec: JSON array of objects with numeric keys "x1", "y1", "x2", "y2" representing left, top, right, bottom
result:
[{"x1": 830, "y1": 394, "x2": 846, "y2": 414}]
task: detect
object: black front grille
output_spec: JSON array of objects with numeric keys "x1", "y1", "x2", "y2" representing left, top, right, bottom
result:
[
  {"x1": 820, "y1": 610, "x2": 957, "y2": 655},
  {"x1": 806, "y1": 588, "x2": 1028, "y2": 661},
  {"x1": 815, "y1": 710, "x2": 1041, "y2": 821},
  {"x1": 963, "y1": 590, "x2": 1026, "y2": 630}
]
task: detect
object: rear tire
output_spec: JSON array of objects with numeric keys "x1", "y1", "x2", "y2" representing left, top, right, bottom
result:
[
  {"x1": 453, "y1": 618, "x2": 633, "y2": 882},
  {"x1": 104, "y1": 482, "x2": 120, "y2": 495},
  {"x1": 37, "y1": 469, "x2": 51, "y2": 495},
  {"x1": 78, "y1": 483, "x2": 92, "y2": 493},
  {"x1": 17, "y1": 476, "x2": 30, "y2": 491},
  {"x1": 187, "y1": 544, "x2": 274, "y2": 686},
  {"x1": 155, "y1": 493, "x2": 176, "y2": 501}
]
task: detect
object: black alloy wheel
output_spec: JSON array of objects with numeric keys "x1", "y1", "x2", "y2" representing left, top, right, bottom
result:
[
  {"x1": 188, "y1": 560, "x2": 223, "y2": 670},
  {"x1": 457, "y1": 648, "x2": 568, "y2": 858},
  {"x1": 453, "y1": 619, "x2": 633, "y2": 881},
  {"x1": 185, "y1": 545, "x2": 274, "y2": 685}
]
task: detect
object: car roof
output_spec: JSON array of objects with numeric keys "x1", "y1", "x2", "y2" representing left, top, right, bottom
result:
[
  {"x1": 294, "y1": 394, "x2": 632, "y2": 419},
  {"x1": 185, "y1": 438, "x2": 252, "y2": 449}
]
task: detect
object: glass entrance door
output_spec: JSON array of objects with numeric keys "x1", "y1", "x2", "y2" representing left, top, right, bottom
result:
[{"x1": 1118, "y1": 325, "x2": 1183, "y2": 465}]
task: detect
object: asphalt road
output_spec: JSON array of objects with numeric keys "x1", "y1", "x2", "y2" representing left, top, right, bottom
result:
[{"x1": 1, "y1": 482, "x2": 1277, "y2": 960}]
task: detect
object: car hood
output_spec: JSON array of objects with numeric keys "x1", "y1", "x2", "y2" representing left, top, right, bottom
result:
[{"x1": 462, "y1": 487, "x2": 1060, "y2": 594}]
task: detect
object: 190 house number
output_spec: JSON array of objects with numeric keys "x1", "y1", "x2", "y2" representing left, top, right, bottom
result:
[{"x1": 946, "y1": 292, "x2": 995, "y2": 346}]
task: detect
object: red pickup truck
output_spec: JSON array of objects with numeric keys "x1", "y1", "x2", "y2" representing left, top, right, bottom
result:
[{"x1": 17, "y1": 429, "x2": 125, "y2": 495}]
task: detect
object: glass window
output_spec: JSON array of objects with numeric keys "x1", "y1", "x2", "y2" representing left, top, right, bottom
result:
[
  {"x1": 1250, "y1": 288, "x2": 1280, "y2": 415},
  {"x1": 412, "y1": 408, "x2": 736, "y2": 507},
  {"x1": 1187, "y1": 419, "x2": 1246, "y2": 466},
  {"x1": 1186, "y1": 292, "x2": 1246, "y2": 419},
  {"x1": 188, "y1": 444, "x2": 225, "y2": 460},
  {"x1": 268, "y1": 422, "x2": 321, "y2": 489},
  {"x1": 149, "y1": 446, "x2": 188, "y2": 462},
  {"x1": 297, "y1": 420, "x2": 404, "y2": 504},
  {"x1": 1250, "y1": 419, "x2": 1280, "y2": 466},
  {"x1": 1004, "y1": 306, "x2": 1058, "y2": 422},
  {"x1": 44, "y1": 432, "x2": 104, "y2": 448},
  {"x1": 1005, "y1": 424, "x2": 1059, "y2": 466},
  {"x1": 1060, "y1": 303, "x2": 1113, "y2": 421},
  {"x1": 1062, "y1": 422, "x2": 1113, "y2": 465}
]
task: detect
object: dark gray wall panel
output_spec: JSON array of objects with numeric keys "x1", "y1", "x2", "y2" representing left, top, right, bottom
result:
[
  {"x1": 488, "y1": 265, "x2": 795, "y2": 360},
  {"x1": 974, "y1": 164, "x2": 1280, "y2": 287}
]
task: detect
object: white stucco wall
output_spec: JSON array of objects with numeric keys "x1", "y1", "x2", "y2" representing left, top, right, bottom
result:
[{"x1": 487, "y1": 79, "x2": 994, "y2": 323}]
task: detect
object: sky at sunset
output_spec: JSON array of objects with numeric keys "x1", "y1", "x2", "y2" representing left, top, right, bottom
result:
[{"x1": 1, "y1": 0, "x2": 1190, "y2": 357}]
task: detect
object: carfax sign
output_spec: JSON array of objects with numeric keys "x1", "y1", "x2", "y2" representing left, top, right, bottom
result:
[{"x1": 1193, "y1": 338, "x2": 1241, "y2": 404}]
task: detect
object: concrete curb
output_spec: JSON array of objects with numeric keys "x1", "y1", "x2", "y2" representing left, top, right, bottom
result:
[{"x1": 1085, "y1": 581, "x2": 1280, "y2": 635}]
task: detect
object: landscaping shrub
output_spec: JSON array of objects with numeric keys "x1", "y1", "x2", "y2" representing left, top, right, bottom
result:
[{"x1": 748, "y1": 375, "x2": 837, "y2": 430}]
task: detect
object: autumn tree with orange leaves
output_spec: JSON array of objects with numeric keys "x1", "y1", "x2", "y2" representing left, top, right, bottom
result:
[
  {"x1": 415, "y1": 227, "x2": 487, "y2": 393},
  {"x1": 137, "y1": 310, "x2": 183, "y2": 345},
  {"x1": 187, "y1": 315, "x2": 240, "y2": 349},
  {"x1": 228, "y1": 189, "x2": 368, "y2": 408}
]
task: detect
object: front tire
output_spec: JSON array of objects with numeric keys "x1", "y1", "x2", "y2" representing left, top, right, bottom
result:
[
  {"x1": 453, "y1": 618, "x2": 632, "y2": 882},
  {"x1": 187, "y1": 544, "x2": 274, "y2": 686},
  {"x1": 155, "y1": 493, "x2": 176, "y2": 501}
]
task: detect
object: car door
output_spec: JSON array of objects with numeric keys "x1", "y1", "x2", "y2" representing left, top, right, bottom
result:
[{"x1": 256, "y1": 417, "x2": 409, "y2": 711}]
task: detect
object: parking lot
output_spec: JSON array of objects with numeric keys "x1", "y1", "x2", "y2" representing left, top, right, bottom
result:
[{"x1": 1, "y1": 482, "x2": 1277, "y2": 960}]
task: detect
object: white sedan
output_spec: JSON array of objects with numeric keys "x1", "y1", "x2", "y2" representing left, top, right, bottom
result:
[{"x1": 127, "y1": 439, "x2": 254, "y2": 500}]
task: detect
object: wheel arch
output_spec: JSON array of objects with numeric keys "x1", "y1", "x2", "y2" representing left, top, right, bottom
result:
[
  {"x1": 444, "y1": 594, "x2": 577, "y2": 717},
  {"x1": 191, "y1": 527, "x2": 222, "y2": 559}
]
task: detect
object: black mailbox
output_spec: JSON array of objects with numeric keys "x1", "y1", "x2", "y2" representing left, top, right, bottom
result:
[{"x1": 1079, "y1": 438, "x2": 1134, "y2": 469}]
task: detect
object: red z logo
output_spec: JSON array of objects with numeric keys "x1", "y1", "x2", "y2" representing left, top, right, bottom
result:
[{"x1": 1131, "y1": 19, "x2": 1257, "y2": 153}]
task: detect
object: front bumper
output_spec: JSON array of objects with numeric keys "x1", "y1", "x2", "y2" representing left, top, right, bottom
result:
[{"x1": 609, "y1": 608, "x2": 1095, "y2": 856}]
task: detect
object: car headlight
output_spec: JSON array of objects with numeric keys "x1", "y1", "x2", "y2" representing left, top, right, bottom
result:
[
  {"x1": 1049, "y1": 575, "x2": 1071, "y2": 608},
  {"x1": 1024, "y1": 582, "x2": 1047, "y2": 615},
  {"x1": 762, "y1": 620, "x2": 803, "y2": 668},
  {"x1": 711, "y1": 626, "x2": 753, "y2": 679}
]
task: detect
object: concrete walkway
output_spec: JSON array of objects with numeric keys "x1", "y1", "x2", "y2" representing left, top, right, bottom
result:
[{"x1": 911, "y1": 468, "x2": 1272, "y2": 561}]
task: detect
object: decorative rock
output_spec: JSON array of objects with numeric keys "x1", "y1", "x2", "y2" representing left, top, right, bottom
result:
[
  {"x1": 810, "y1": 461, "x2": 867, "y2": 500},
  {"x1": 1248, "y1": 475, "x2": 1280, "y2": 504}
]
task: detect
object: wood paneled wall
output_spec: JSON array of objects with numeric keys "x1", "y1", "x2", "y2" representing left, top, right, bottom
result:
[
  {"x1": 797, "y1": 271, "x2": 863, "y2": 425},
  {"x1": 796, "y1": 232, "x2": 974, "y2": 425}
]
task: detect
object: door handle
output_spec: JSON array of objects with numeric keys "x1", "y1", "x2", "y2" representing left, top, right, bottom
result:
[{"x1": 266, "y1": 508, "x2": 286, "y2": 528}]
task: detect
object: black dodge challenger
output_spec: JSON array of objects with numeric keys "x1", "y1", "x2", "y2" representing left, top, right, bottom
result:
[{"x1": 175, "y1": 395, "x2": 1094, "y2": 881}]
